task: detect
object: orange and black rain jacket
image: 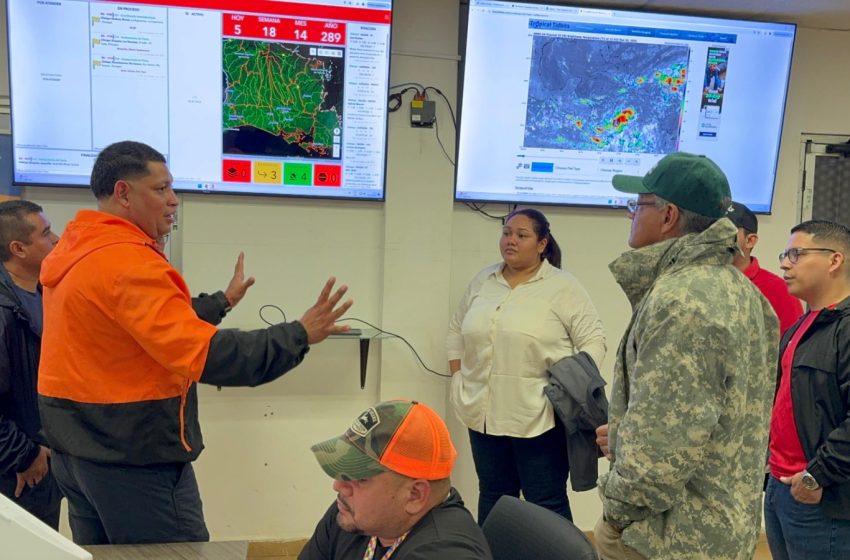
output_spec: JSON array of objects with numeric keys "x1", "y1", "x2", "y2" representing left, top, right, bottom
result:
[{"x1": 38, "y1": 210, "x2": 309, "y2": 466}]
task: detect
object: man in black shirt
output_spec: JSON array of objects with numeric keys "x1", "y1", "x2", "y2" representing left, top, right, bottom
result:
[
  {"x1": 300, "y1": 400, "x2": 492, "y2": 560},
  {"x1": 0, "y1": 200, "x2": 61, "y2": 527}
]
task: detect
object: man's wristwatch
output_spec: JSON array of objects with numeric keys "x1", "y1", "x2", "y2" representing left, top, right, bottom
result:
[{"x1": 801, "y1": 471, "x2": 821, "y2": 491}]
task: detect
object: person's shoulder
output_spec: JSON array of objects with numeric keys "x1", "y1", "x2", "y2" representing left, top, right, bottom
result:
[
  {"x1": 102, "y1": 243, "x2": 171, "y2": 272},
  {"x1": 301, "y1": 501, "x2": 368, "y2": 560},
  {"x1": 652, "y1": 261, "x2": 726, "y2": 296},
  {"x1": 475, "y1": 263, "x2": 502, "y2": 279},
  {"x1": 77, "y1": 238, "x2": 156, "y2": 269},
  {"x1": 664, "y1": 260, "x2": 749, "y2": 291},
  {"x1": 748, "y1": 258, "x2": 780, "y2": 280},
  {"x1": 465, "y1": 263, "x2": 502, "y2": 290},
  {"x1": 649, "y1": 265, "x2": 755, "y2": 320},
  {"x1": 545, "y1": 265, "x2": 586, "y2": 288},
  {"x1": 403, "y1": 495, "x2": 490, "y2": 558},
  {"x1": 0, "y1": 287, "x2": 16, "y2": 312}
]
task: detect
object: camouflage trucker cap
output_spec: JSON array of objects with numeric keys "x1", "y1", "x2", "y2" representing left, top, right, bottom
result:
[{"x1": 310, "y1": 400, "x2": 457, "y2": 481}]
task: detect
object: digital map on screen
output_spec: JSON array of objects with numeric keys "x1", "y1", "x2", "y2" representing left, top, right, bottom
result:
[
  {"x1": 223, "y1": 39, "x2": 344, "y2": 159},
  {"x1": 524, "y1": 36, "x2": 689, "y2": 153}
]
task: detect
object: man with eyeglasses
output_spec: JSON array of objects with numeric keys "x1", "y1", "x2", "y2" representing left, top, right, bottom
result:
[
  {"x1": 727, "y1": 201, "x2": 803, "y2": 334},
  {"x1": 300, "y1": 400, "x2": 492, "y2": 560},
  {"x1": 765, "y1": 220, "x2": 850, "y2": 559},
  {"x1": 594, "y1": 152, "x2": 779, "y2": 559}
]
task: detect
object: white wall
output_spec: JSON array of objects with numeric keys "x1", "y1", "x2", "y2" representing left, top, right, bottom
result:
[{"x1": 9, "y1": 0, "x2": 850, "y2": 538}]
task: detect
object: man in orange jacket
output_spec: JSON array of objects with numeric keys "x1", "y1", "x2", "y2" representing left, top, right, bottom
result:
[{"x1": 38, "y1": 140, "x2": 353, "y2": 545}]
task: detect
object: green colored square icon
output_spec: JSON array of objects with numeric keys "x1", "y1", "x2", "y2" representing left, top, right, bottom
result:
[{"x1": 283, "y1": 163, "x2": 312, "y2": 186}]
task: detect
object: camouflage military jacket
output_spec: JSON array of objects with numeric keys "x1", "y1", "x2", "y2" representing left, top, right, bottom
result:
[{"x1": 599, "y1": 219, "x2": 780, "y2": 559}]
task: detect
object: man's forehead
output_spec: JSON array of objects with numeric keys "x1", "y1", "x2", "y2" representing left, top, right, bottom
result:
[
  {"x1": 26, "y1": 212, "x2": 49, "y2": 228},
  {"x1": 788, "y1": 231, "x2": 815, "y2": 245},
  {"x1": 136, "y1": 162, "x2": 173, "y2": 184},
  {"x1": 147, "y1": 161, "x2": 172, "y2": 175}
]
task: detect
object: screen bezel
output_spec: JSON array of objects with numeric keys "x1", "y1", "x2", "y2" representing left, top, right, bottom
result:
[{"x1": 6, "y1": 0, "x2": 394, "y2": 203}]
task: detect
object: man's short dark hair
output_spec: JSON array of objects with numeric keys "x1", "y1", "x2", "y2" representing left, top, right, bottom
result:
[
  {"x1": 791, "y1": 220, "x2": 850, "y2": 254},
  {"x1": 0, "y1": 200, "x2": 44, "y2": 261},
  {"x1": 90, "y1": 141, "x2": 166, "y2": 200},
  {"x1": 655, "y1": 196, "x2": 719, "y2": 235}
]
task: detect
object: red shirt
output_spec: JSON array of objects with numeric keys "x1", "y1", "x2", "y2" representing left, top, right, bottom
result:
[
  {"x1": 769, "y1": 310, "x2": 820, "y2": 478},
  {"x1": 744, "y1": 257, "x2": 804, "y2": 334}
]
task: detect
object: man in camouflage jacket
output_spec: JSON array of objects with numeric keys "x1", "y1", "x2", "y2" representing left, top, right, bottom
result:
[{"x1": 595, "y1": 153, "x2": 780, "y2": 559}]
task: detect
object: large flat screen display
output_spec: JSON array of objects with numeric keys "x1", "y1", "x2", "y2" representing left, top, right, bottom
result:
[
  {"x1": 8, "y1": 0, "x2": 393, "y2": 200},
  {"x1": 455, "y1": 0, "x2": 796, "y2": 212}
]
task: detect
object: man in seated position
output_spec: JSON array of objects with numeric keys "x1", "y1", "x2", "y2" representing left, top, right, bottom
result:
[{"x1": 301, "y1": 399, "x2": 492, "y2": 560}]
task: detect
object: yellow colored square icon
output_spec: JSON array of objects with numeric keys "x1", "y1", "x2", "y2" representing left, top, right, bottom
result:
[{"x1": 253, "y1": 161, "x2": 283, "y2": 184}]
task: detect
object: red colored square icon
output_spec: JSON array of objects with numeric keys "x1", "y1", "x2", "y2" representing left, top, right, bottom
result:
[
  {"x1": 222, "y1": 159, "x2": 251, "y2": 183},
  {"x1": 313, "y1": 164, "x2": 342, "y2": 187}
]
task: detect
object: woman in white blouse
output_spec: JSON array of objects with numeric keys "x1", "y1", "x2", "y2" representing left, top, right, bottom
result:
[{"x1": 447, "y1": 208, "x2": 606, "y2": 525}]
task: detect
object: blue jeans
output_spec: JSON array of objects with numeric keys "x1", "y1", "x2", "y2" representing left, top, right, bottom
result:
[
  {"x1": 765, "y1": 475, "x2": 850, "y2": 559},
  {"x1": 52, "y1": 451, "x2": 209, "y2": 545},
  {"x1": 468, "y1": 418, "x2": 570, "y2": 525}
]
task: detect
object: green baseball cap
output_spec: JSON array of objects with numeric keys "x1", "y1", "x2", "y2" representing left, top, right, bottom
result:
[
  {"x1": 612, "y1": 152, "x2": 733, "y2": 218},
  {"x1": 310, "y1": 400, "x2": 457, "y2": 481}
]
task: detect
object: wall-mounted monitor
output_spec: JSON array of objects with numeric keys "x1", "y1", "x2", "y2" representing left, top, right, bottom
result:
[
  {"x1": 7, "y1": 0, "x2": 393, "y2": 201},
  {"x1": 455, "y1": 0, "x2": 796, "y2": 212}
]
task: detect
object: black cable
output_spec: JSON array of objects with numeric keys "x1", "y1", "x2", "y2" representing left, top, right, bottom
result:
[
  {"x1": 387, "y1": 93, "x2": 402, "y2": 113},
  {"x1": 336, "y1": 317, "x2": 452, "y2": 379},
  {"x1": 387, "y1": 86, "x2": 423, "y2": 113},
  {"x1": 256, "y1": 306, "x2": 451, "y2": 379},
  {"x1": 390, "y1": 82, "x2": 426, "y2": 93},
  {"x1": 424, "y1": 87, "x2": 457, "y2": 130},
  {"x1": 259, "y1": 304, "x2": 287, "y2": 326},
  {"x1": 464, "y1": 202, "x2": 515, "y2": 221},
  {"x1": 214, "y1": 304, "x2": 289, "y2": 392},
  {"x1": 434, "y1": 116, "x2": 455, "y2": 167}
]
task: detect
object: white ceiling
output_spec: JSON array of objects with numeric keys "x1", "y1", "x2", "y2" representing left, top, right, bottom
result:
[{"x1": 568, "y1": 0, "x2": 850, "y2": 30}]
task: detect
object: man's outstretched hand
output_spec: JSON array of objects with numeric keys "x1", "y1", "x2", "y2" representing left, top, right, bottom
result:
[
  {"x1": 224, "y1": 252, "x2": 256, "y2": 308},
  {"x1": 299, "y1": 277, "x2": 354, "y2": 344}
]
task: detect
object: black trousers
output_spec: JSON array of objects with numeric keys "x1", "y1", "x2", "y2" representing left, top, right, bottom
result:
[
  {"x1": 52, "y1": 451, "x2": 209, "y2": 545},
  {"x1": 0, "y1": 469, "x2": 62, "y2": 529}
]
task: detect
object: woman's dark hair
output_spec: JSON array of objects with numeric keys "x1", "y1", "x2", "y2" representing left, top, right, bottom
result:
[{"x1": 505, "y1": 208, "x2": 562, "y2": 268}]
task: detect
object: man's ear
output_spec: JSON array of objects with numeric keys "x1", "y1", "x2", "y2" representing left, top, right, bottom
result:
[
  {"x1": 660, "y1": 204, "x2": 680, "y2": 235},
  {"x1": 829, "y1": 250, "x2": 845, "y2": 274},
  {"x1": 744, "y1": 233, "x2": 759, "y2": 252},
  {"x1": 8, "y1": 240, "x2": 26, "y2": 259},
  {"x1": 403, "y1": 479, "x2": 432, "y2": 515},
  {"x1": 113, "y1": 180, "x2": 132, "y2": 208}
]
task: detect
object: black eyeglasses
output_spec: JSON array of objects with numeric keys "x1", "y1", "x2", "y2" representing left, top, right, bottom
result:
[
  {"x1": 626, "y1": 199, "x2": 656, "y2": 215},
  {"x1": 778, "y1": 247, "x2": 837, "y2": 264}
]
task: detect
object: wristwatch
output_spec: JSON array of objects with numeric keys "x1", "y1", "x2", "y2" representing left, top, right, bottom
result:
[{"x1": 801, "y1": 471, "x2": 821, "y2": 491}]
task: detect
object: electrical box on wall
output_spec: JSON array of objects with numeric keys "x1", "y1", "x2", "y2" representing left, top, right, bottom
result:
[{"x1": 410, "y1": 99, "x2": 436, "y2": 128}]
